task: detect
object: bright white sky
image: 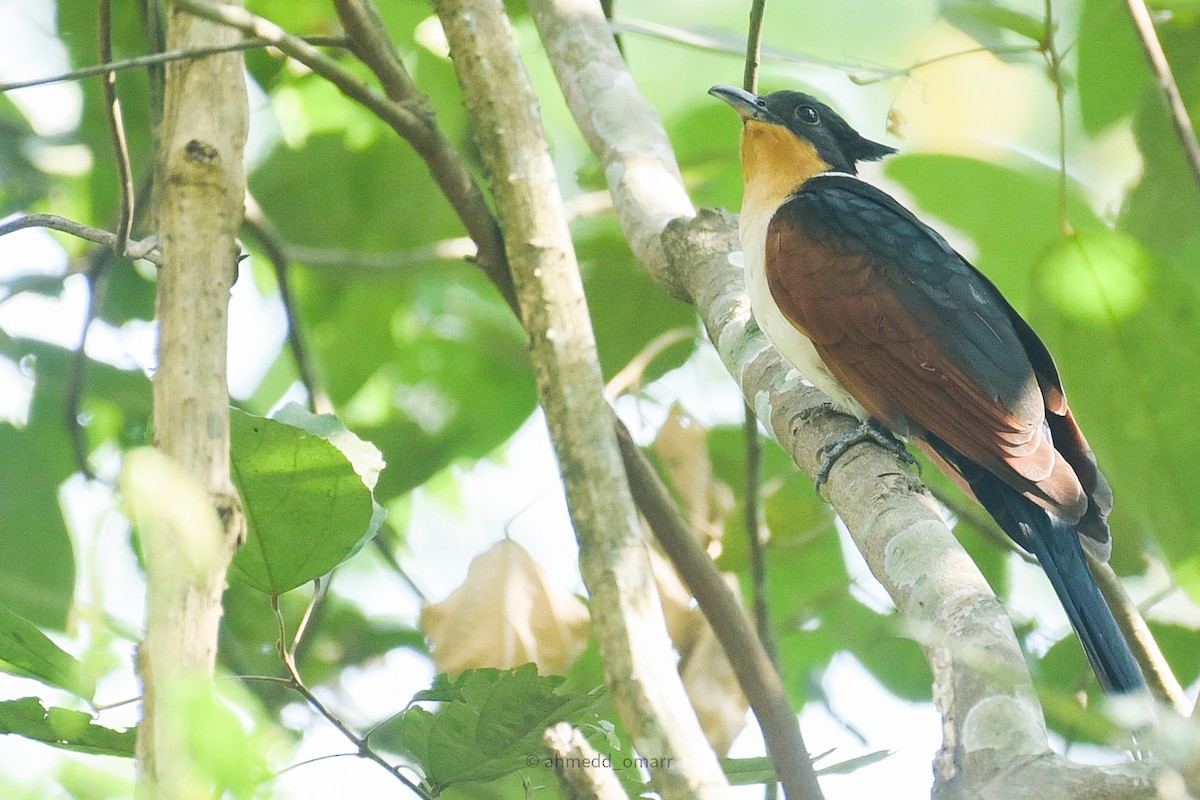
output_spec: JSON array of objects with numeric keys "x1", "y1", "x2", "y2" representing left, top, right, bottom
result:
[{"x1": 0, "y1": 1, "x2": 1145, "y2": 797}]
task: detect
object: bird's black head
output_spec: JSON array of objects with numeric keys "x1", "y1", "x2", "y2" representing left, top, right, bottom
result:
[{"x1": 709, "y1": 85, "x2": 895, "y2": 175}]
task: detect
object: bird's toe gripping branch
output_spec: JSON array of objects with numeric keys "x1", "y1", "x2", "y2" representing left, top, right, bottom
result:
[{"x1": 814, "y1": 417, "x2": 920, "y2": 492}]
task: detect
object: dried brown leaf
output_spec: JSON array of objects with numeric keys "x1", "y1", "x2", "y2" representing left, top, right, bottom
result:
[{"x1": 420, "y1": 539, "x2": 590, "y2": 675}]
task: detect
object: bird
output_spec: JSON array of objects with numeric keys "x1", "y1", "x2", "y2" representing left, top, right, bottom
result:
[{"x1": 709, "y1": 83, "x2": 1145, "y2": 694}]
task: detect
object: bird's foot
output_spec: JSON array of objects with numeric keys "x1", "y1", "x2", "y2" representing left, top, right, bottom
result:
[{"x1": 814, "y1": 418, "x2": 919, "y2": 492}]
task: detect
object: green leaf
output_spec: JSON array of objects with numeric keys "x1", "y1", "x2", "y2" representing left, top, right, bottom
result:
[
  {"x1": 1144, "y1": 621, "x2": 1200, "y2": 690},
  {"x1": 385, "y1": 665, "x2": 604, "y2": 793},
  {"x1": 287, "y1": 262, "x2": 537, "y2": 501},
  {"x1": 0, "y1": 340, "x2": 80, "y2": 630},
  {"x1": 230, "y1": 407, "x2": 384, "y2": 594},
  {"x1": 941, "y1": 1, "x2": 1047, "y2": 49},
  {"x1": 1076, "y1": 0, "x2": 1152, "y2": 134},
  {"x1": 169, "y1": 679, "x2": 275, "y2": 800},
  {"x1": 718, "y1": 749, "x2": 893, "y2": 786},
  {"x1": 0, "y1": 605, "x2": 91, "y2": 699},
  {"x1": 0, "y1": 698, "x2": 133, "y2": 757},
  {"x1": 576, "y1": 218, "x2": 698, "y2": 381},
  {"x1": 411, "y1": 672, "x2": 468, "y2": 704},
  {"x1": 1033, "y1": 649, "x2": 1121, "y2": 743}
]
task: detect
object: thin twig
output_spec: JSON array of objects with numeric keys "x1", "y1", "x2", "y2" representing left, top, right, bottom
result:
[
  {"x1": 177, "y1": 0, "x2": 517, "y2": 311},
  {"x1": 372, "y1": 533, "x2": 429, "y2": 604},
  {"x1": 744, "y1": 405, "x2": 780, "y2": 799},
  {"x1": 1126, "y1": 0, "x2": 1200, "y2": 190},
  {"x1": 743, "y1": 404, "x2": 776, "y2": 671},
  {"x1": 740, "y1": 18, "x2": 780, "y2": 768},
  {"x1": 67, "y1": 177, "x2": 155, "y2": 480},
  {"x1": 603, "y1": 327, "x2": 695, "y2": 401},
  {"x1": 283, "y1": 190, "x2": 607, "y2": 272},
  {"x1": 273, "y1": 752, "x2": 361, "y2": 778},
  {"x1": 290, "y1": 579, "x2": 325, "y2": 655},
  {"x1": 285, "y1": 238, "x2": 477, "y2": 271},
  {"x1": 65, "y1": 1, "x2": 136, "y2": 480},
  {"x1": 99, "y1": 0, "x2": 136, "y2": 256},
  {"x1": 268, "y1": 596, "x2": 432, "y2": 799},
  {"x1": 332, "y1": 0, "x2": 418, "y2": 103},
  {"x1": 234, "y1": 674, "x2": 296, "y2": 687},
  {"x1": 92, "y1": 694, "x2": 143, "y2": 712},
  {"x1": 0, "y1": 213, "x2": 162, "y2": 264},
  {"x1": 742, "y1": 0, "x2": 767, "y2": 94},
  {"x1": 1040, "y1": 0, "x2": 1072, "y2": 235},
  {"x1": 849, "y1": 45, "x2": 1036, "y2": 85},
  {"x1": 0, "y1": 36, "x2": 349, "y2": 93},
  {"x1": 1089, "y1": 555, "x2": 1188, "y2": 713},
  {"x1": 241, "y1": 195, "x2": 333, "y2": 414}
]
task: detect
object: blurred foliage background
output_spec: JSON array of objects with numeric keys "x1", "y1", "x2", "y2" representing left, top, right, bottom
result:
[{"x1": 1, "y1": 0, "x2": 1198, "y2": 796}]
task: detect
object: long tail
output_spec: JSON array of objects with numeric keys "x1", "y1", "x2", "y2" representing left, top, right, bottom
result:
[{"x1": 967, "y1": 469, "x2": 1145, "y2": 693}]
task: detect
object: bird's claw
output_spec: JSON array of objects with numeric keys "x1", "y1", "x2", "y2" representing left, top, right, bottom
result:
[{"x1": 814, "y1": 418, "x2": 919, "y2": 492}]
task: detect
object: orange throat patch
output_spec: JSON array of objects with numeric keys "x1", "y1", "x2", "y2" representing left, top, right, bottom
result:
[{"x1": 739, "y1": 120, "x2": 831, "y2": 223}]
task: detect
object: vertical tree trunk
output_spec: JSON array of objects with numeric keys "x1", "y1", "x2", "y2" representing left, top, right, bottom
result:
[
  {"x1": 433, "y1": 1, "x2": 730, "y2": 797},
  {"x1": 136, "y1": 2, "x2": 248, "y2": 796}
]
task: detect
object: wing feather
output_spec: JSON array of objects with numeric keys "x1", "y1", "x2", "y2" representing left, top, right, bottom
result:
[{"x1": 764, "y1": 175, "x2": 1096, "y2": 523}]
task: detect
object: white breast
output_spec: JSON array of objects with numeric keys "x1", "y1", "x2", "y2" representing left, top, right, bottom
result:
[{"x1": 739, "y1": 199, "x2": 866, "y2": 419}]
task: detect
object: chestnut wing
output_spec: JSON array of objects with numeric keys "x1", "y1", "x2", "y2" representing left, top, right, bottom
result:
[{"x1": 765, "y1": 175, "x2": 1091, "y2": 523}]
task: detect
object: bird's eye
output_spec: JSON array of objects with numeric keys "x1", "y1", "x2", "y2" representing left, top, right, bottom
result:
[{"x1": 795, "y1": 105, "x2": 819, "y2": 125}]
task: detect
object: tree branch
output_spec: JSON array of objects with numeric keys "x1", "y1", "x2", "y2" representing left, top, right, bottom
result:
[
  {"x1": 742, "y1": 0, "x2": 768, "y2": 94},
  {"x1": 1126, "y1": 0, "x2": 1200, "y2": 191},
  {"x1": 1091, "y1": 556, "x2": 1187, "y2": 714},
  {"x1": 0, "y1": 213, "x2": 161, "y2": 264},
  {"x1": 99, "y1": 0, "x2": 135, "y2": 255},
  {"x1": 527, "y1": 0, "x2": 694, "y2": 297},
  {"x1": 136, "y1": 1, "x2": 249, "y2": 794},
  {"x1": 241, "y1": 195, "x2": 333, "y2": 415},
  {"x1": 0, "y1": 37, "x2": 349, "y2": 93},
  {"x1": 431, "y1": 0, "x2": 728, "y2": 796}
]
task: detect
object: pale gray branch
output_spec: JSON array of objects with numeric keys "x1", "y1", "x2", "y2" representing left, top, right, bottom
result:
[
  {"x1": 0, "y1": 213, "x2": 162, "y2": 265},
  {"x1": 432, "y1": 0, "x2": 728, "y2": 797},
  {"x1": 529, "y1": 0, "x2": 695, "y2": 297},
  {"x1": 136, "y1": 1, "x2": 249, "y2": 795},
  {"x1": 1126, "y1": 0, "x2": 1200, "y2": 190},
  {"x1": 544, "y1": 724, "x2": 629, "y2": 800}
]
